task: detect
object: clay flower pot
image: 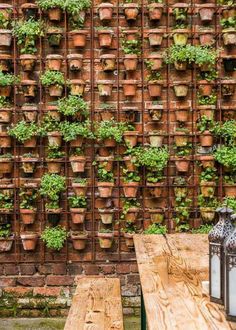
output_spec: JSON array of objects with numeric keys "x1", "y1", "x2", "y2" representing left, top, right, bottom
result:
[
  {"x1": 0, "y1": 235, "x2": 14, "y2": 252},
  {"x1": 21, "y1": 232, "x2": 38, "y2": 251},
  {"x1": 146, "y1": 104, "x2": 163, "y2": 121},
  {"x1": 224, "y1": 185, "x2": 236, "y2": 198},
  {"x1": 70, "y1": 30, "x2": 87, "y2": 47},
  {"x1": 21, "y1": 3, "x2": 38, "y2": 19},
  {"x1": 0, "y1": 132, "x2": 11, "y2": 148},
  {"x1": 0, "y1": 54, "x2": 11, "y2": 73},
  {"x1": 0, "y1": 107, "x2": 12, "y2": 123},
  {"x1": 198, "y1": 6, "x2": 215, "y2": 22},
  {"x1": 174, "y1": 131, "x2": 189, "y2": 147},
  {"x1": 67, "y1": 54, "x2": 83, "y2": 71},
  {"x1": 48, "y1": 85, "x2": 63, "y2": 97},
  {"x1": 124, "y1": 3, "x2": 139, "y2": 21},
  {"x1": 72, "y1": 182, "x2": 87, "y2": 196},
  {"x1": 123, "y1": 182, "x2": 139, "y2": 198},
  {"x1": 175, "y1": 157, "x2": 190, "y2": 172},
  {"x1": 173, "y1": 83, "x2": 188, "y2": 98},
  {"x1": 149, "y1": 208, "x2": 164, "y2": 223},
  {"x1": 124, "y1": 232, "x2": 134, "y2": 248},
  {"x1": 21, "y1": 156, "x2": 38, "y2": 174},
  {"x1": 97, "y1": 80, "x2": 113, "y2": 97},
  {"x1": 221, "y1": 79, "x2": 235, "y2": 97},
  {"x1": 199, "y1": 130, "x2": 213, "y2": 147},
  {"x1": 70, "y1": 79, "x2": 85, "y2": 96},
  {"x1": 0, "y1": 85, "x2": 12, "y2": 97},
  {"x1": 71, "y1": 232, "x2": 88, "y2": 250},
  {"x1": 46, "y1": 54, "x2": 63, "y2": 71},
  {"x1": 97, "y1": 182, "x2": 114, "y2": 198},
  {"x1": 22, "y1": 104, "x2": 38, "y2": 123},
  {"x1": 46, "y1": 159, "x2": 63, "y2": 173},
  {"x1": 23, "y1": 136, "x2": 37, "y2": 148},
  {"x1": 124, "y1": 207, "x2": 139, "y2": 223},
  {"x1": 47, "y1": 132, "x2": 62, "y2": 147},
  {"x1": 96, "y1": 156, "x2": 114, "y2": 171},
  {"x1": 48, "y1": 7, "x2": 62, "y2": 21},
  {"x1": 123, "y1": 156, "x2": 137, "y2": 172},
  {"x1": 70, "y1": 208, "x2": 86, "y2": 224},
  {"x1": 98, "y1": 209, "x2": 114, "y2": 224},
  {"x1": 198, "y1": 105, "x2": 215, "y2": 120},
  {"x1": 123, "y1": 130, "x2": 138, "y2": 147},
  {"x1": 69, "y1": 155, "x2": 86, "y2": 173},
  {"x1": 0, "y1": 29, "x2": 12, "y2": 47},
  {"x1": 175, "y1": 106, "x2": 189, "y2": 123},
  {"x1": 0, "y1": 156, "x2": 13, "y2": 174},
  {"x1": 199, "y1": 30, "x2": 215, "y2": 46},
  {"x1": 100, "y1": 54, "x2": 116, "y2": 72},
  {"x1": 47, "y1": 28, "x2": 63, "y2": 47},
  {"x1": 70, "y1": 135, "x2": 84, "y2": 148},
  {"x1": 222, "y1": 29, "x2": 236, "y2": 46},
  {"x1": 147, "y1": 183, "x2": 164, "y2": 198},
  {"x1": 148, "y1": 29, "x2": 163, "y2": 46},
  {"x1": 103, "y1": 137, "x2": 116, "y2": 147},
  {"x1": 197, "y1": 154, "x2": 215, "y2": 168},
  {"x1": 148, "y1": 3, "x2": 163, "y2": 21},
  {"x1": 122, "y1": 80, "x2": 138, "y2": 97},
  {"x1": 98, "y1": 232, "x2": 113, "y2": 249},
  {"x1": 20, "y1": 209, "x2": 36, "y2": 225},
  {"x1": 198, "y1": 80, "x2": 214, "y2": 97},
  {"x1": 200, "y1": 207, "x2": 215, "y2": 222},
  {"x1": 148, "y1": 81, "x2": 163, "y2": 98},
  {"x1": 147, "y1": 53, "x2": 163, "y2": 71},
  {"x1": 20, "y1": 54, "x2": 37, "y2": 72},
  {"x1": 97, "y1": 29, "x2": 113, "y2": 48},
  {"x1": 173, "y1": 30, "x2": 189, "y2": 46},
  {"x1": 149, "y1": 132, "x2": 164, "y2": 147},
  {"x1": 124, "y1": 54, "x2": 138, "y2": 71},
  {"x1": 98, "y1": 3, "x2": 114, "y2": 21},
  {"x1": 21, "y1": 80, "x2": 37, "y2": 98},
  {"x1": 200, "y1": 181, "x2": 216, "y2": 197}
]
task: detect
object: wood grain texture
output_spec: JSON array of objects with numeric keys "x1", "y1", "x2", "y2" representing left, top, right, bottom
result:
[
  {"x1": 134, "y1": 234, "x2": 232, "y2": 330},
  {"x1": 64, "y1": 277, "x2": 124, "y2": 330}
]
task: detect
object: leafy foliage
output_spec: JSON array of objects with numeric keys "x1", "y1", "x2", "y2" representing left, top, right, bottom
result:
[
  {"x1": 69, "y1": 195, "x2": 87, "y2": 208},
  {"x1": 97, "y1": 164, "x2": 114, "y2": 182},
  {"x1": 122, "y1": 38, "x2": 141, "y2": 55},
  {"x1": 143, "y1": 224, "x2": 167, "y2": 234},
  {"x1": 197, "y1": 115, "x2": 215, "y2": 133},
  {"x1": 47, "y1": 146, "x2": 65, "y2": 159},
  {"x1": 220, "y1": 17, "x2": 236, "y2": 29},
  {"x1": 0, "y1": 9, "x2": 12, "y2": 29},
  {"x1": 198, "y1": 195, "x2": 218, "y2": 208},
  {"x1": 121, "y1": 198, "x2": 140, "y2": 220},
  {"x1": 200, "y1": 167, "x2": 218, "y2": 182},
  {"x1": 8, "y1": 121, "x2": 38, "y2": 143},
  {"x1": 58, "y1": 95, "x2": 88, "y2": 117},
  {"x1": 19, "y1": 189, "x2": 37, "y2": 210},
  {"x1": 214, "y1": 146, "x2": 236, "y2": 170},
  {"x1": 197, "y1": 93, "x2": 217, "y2": 105},
  {"x1": 41, "y1": 226, "x2": 68, "y2": 251},
  {"x1": 191, "y1": 224, "x2": 213, "y2": 234},
  {"x1": 213, "y1": 120, "x2": 236, "y2": 146},
  {"x1": 0, "y1": 72, "x2": 19, "y2": 86},
  {"x1": 95, "y1": 119, "x2": 130, "y2": 143},
  {"x1": 59, "y1": 120, "x2": 94, "y2": 142},
  {"x1": 0, "y1": 192, "x2": 13, "y2": 209},
  {"x1": 130, "y1": 146, "x2": 169, "y2": 171},
  {"x1": 122, "y1": 168, "x2": 141, "y2": 183},
  {"x1": 40, "y1": 70, "x2": 65, "y2": 87},
  {"x1": 36, "y1": 0, "x2": 64, "y2": 10},
  {"x1": 39, "y1": 174, "x2": 66, "y2": 208},
  {"x1": 165, "y1": 44, "x2": 196, "y2": 64},
  {"x1": 222, "y1": 197, "x2": 236, "y2": 212},
  {"x1": 0, "y1": 224, "x2": 11, "y2": 238}
]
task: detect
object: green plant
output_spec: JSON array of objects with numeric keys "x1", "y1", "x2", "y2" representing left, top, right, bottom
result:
[
  {"x1": 146, "y1": 71, "x2": 162, "y2": 82},
  {"x1": 0, "y1": 96, "x2": 10, "y2": 108},
  {"x1": 47, "y1": 146, "x2": 65, "y2": 159},
  {"x1": 197, "y1": 93, "x2": 217, "y2": 105},
  {"x1": 174, "y1": 195, "x2": 192, "y2": 224},
  {"x1": 8, "y1": 121, "x2": 38, "y2": 143},
  {"x1": 200, "y1": 167, "x2": 218, "y2": 182},
  {"x1": 121, "y1": 198, "x2": 140, "y2": 220},
  {"x1": 146, "y1": 171, "x2": 163, "y2": 183},
  {"x1": 12, "y1": 19, "x2": 44, "y2": 54},
  {"x1": 214, "y1": 146, "x2": 236, "y2": 171},
  {"x1": 191, "y1": 224, "x2": 213, "y2": 234},
  {"x1": 0, "y1": 153, "x2": 12, "y2": 159},
  {"x1": 121, "y1": 38, "x2": 141, "y2": 55},
  {"x1": 222, "y1": 197, "x2": 236, "y2": 212},
  {"x1": 173, "y1": 177, "x2": 187, "y2": 186},
  {"x1": 97, "y1": 164, "x2": 114, "y2": 182},
  {"x1": 217, "y1": 0, "x2": 233, "y2": 5},
  {"x1": 0, "y1": 8, "x2": 12, "y2": 28},
  {"x1": 195, "y1": 46, "x2": 218, "y2": 68},
  {"x1": 41, "y1": 226, "x2": 68, "y2": 251},
  {"x1": 0, "y1": 192, "x2": 13, "y2": 209},
  {"x1": 122, "y1": 168, "x2": 141, "y2": 183},
  {"x1": 59, "y1": 120, "x2": 94, "y2": 142},
  {"x1": 0, "y1": 224, "x2": 11, "y2": 238},
  {"x1": 173, "y1": 7, "x2": 188, "y2": 22},
  {"x1": 22, "y1": 152, "x2": 38, "y2": 158},
  {"x1": 19, "y1": 189, "x2": 37, "y2": 209},
  {"x1": 0, "y1": 72, "x2": 19, "y2": 86},
  {"x1": 36, "y1": 0, "x2": 64, "y2": 10},
  {"x1": 58, "y1": 95, "x2": 88, "y2": 117},
  {"x1": 213, "y1": 120, "x2": 236, "y2": 146},
  {"x1": 39, "y1": 173, "x2": 66, "y2": 209},
  {"x1": 198, "y1": 69, "x2": 218, "y2": 82},
  {"x1": 174, "y1": 143, "x2": 192, "y2": 157},
  {"x1": 99, "y1": 228, "x2": 113, "y2": 233},
  {"x1": 65, "y1": 0, "x2": 91, "y2": 28},
  {"x1": 143, "y1": 224, "x2": 167, "y2": 234},
  {"x1": 39, "y1": 114, "x2": 60, "y2": 136},
  {"x1": 72, "y1": 177, "x2": 88, "y2": 185},
  {"x1": 175, "y1": 224, "x2": 190, "y2": 232},
  {"x1": 220, "y1": 17, "x2": 236, "y2": 29},
  {"x1": 69, "y1": 195, "x2": 87, "y2": 208},
  {"x1": 165, "y1": 44, "x2": 195, "y2": 64},
  {"x1": 197, "y1": 115, "x2": 215, "y2": 133},
  {"x1": 132, "y1": 146, "x2": 169, "y2": 171},
  {"x1": 95, "y1": 119, "x2": 130, "y2": 144},
  {"x1": 121, "y1": 224, "x2": 137, "y2": 234},
  {"x1": 224, "y1": 175, "x2": 236, "y2": 184},
  {"x1": 198, "y1": 195, "x2": 218, "y2": 208},
  {"x1": 40, "y1": 70, "x2": 65, "y2": 87}
]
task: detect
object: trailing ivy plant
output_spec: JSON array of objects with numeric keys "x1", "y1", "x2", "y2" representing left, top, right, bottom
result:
[
  {"x1": 120, "y1": 198, "x2": 140, "y2": 220},
  {"x1": 39, "y1": 114, "x2": 60, "y2": 136},
  {"x1": 121, "y1": 38, "x2": 141, "y2": 55},
  {"x1": 0, "y1": 192, "x2": 13, "y2": 210},
  {"x1": 165, "y1": 44, "x2": 196, "y2": 64},
  {"x1": 213, "y1": 120, "x2": 236, "y2": 146},
  {"x1": 47, "y1": 146, "x2": 65, "y2": 159},
  {"x1": 97, "y1": 163, "x2": 114, "y2": 182},
  {"x1": 8, "y1": 121, "x2": 38, "y2": 143},
  {"x1": 36, "y1": 0, "x2": 64, "y2": 10},
  {"x1": 197, "y1": 115, "x2": 215, "y2": 133},
  {"x1": 0, "y1": 224, "x2": 11, "y2": 238},
  {"x1": 59, "y1": 120, "x2": 94, "y2": 142},
  {"x1": 64, "y1": 0, "x2": 91, "y2": 28},
  {"x1": 12, "y1": 19, "x2": 44, "y2": 54},
  {"x1": 41, "y1": 226, "x2": 68, "y2": 251},
  {"x1": 214, "y1": 146, "x2": 236, "y2": 171},
  {"x1": 39, "y1": 173, "x2": 66, "y2": 209},
  {"x1": 0, "y1": 72, "x2": 19, "y2": 86},
  {"x1": 40, "y1": 70, "x2": 65, "y2": 87},
  {"x1": 173, "y1": 143, "x2": 192, "y2": 157},
  {"x1": 58, "y1": 95, "x2": 89, "y2": 117},
  {"x1": 19, "y1": 189, "x2": 37, "y2": 210},
  {"x1": 132, "y1": 146, "x2": 169, "y2": 171},
  {"x1": 122, "y1": 168, "x2": 141, "y2": 183},
  {"x1": 197, "y1": 93, "x2": 217, "y2": 105}
]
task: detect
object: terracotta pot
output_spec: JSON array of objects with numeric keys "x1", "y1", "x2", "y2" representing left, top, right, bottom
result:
[
  {"x1": 46, "y1": 159, "x2": 63, "y2": 173},
  {"x1": 222, "y1": 29, "x2": 236, "y2": 46},
  {"x1": 124, "y1": 3, "x2": 139, "y2": 21},
  {"x1": 175, "y1": 107, "x2": 189, "y2": 123},
  {"x1": 147, "y1": 53, "x2": 163, "y2": 71},
  {"x1": 47, "y1": 28, "x2": 63, "y2": 47},
  {"x1": 199, "y1": 6, "x2": 215, "y2": 22},
  {"x1": 70, "y1": 79, "x2": 85, "y2": 96},
  {"x1": 198, "y1": 105, "x2": 215, "y2": 120},
  {"x1": 0, "y1": 54, "x2": 11, "y2": 72},
  {"x1": 67, "y1": 54, "x2": 83, "y2": 71},
  {"x1": 20, "y1": 209, "x2": 36, "y2": 225},
  {"x1": 222, "y1": 8, "x2": 236, "y2": 19},
  {"x1": 97, "y1": 182, "x2": 114, "y2": 198},
  {"x1": 199, "y1": 31, "x2": 215, "y2": 46},
  {"x1": 221, "y1": 80, "x2": 235, "y2": 97},
  {"x1": 99, "y1": 209, "x2": 114, "y2": 224},
  {"x1": 70, "y1": 30, "x2": 87, "y2": 47},
  {"x1": 48, "y1": 7, "x2": 62, "y2": 21},
  {"x1": 100, "y1": 109, "x2": 114, "y2": 121},
  {"x1": 21, "y1": 157, "x2": 38, "y2": 173},
  {"x1": 198, "y1": 81, "x2": 214, "y2": 97},
  {"x1": 98, "y1": 3, "x2": 114, "y2": 21},
  {"x1": 175, "y1": 131, "x2": 189, "y2": 147},
  {"x1": 45, "y1": 104, "x2": 60, "y2": 120},
  {"x1": 20, "y1": 54, "x2": 37, "y2": 72},
  {"x1": 0, "y1": 235, "x2": 14, "y2": 252},
  {"x1": 123, "y1": 182, "x2": 139, "y2": 198},
  {"x1": 0, "y1": 157, "x2": 13, "y2": 174},
  {"x1": 69, "y1": 136, "x2": 83, "y2": 148},
  {"x1": 69, "y1": 156, "x2": 86, "y2": 173},
  {"x1": 0, "y1": 29, "x2": 12, "y2": 47},
  {"x1": 173, "y1": 30, "x2": 189, "y2": 46},
  {"x1": 173, "y1": 84, "x2": 188, "y2": 97},
  {"x1": 122, "y1": 80, "x2": 138, "y2": 97},
  {"x1": 103, "y1": 138, "x2": 116, "y2": 147},
  {"x1": 124, "y1": 54, "x2": 138, "y2": 71},
  {"x1": 46, "y1": 54, "x2": 63, "y2": 71},
  {"x1": 71, "y1": 232, "x2": 88, "y2": 250},
  {"x1": 21, "y1": 232, "x2": 38, "y2": 251},
  {"x1": 148, "y1": 133, "x2": 164, "y2": 147},
  {"x1": 47, "y1": 132, "x2": 62, "y2": 147},
  {"x1": 148, "y1": 81, "x2": 163, "y2": 98},
  {"x1": 200, "y1": 181, "x2": 216, "y2": 197},
  {"x1": 98, "y1": 232, "x2": 113, "y2": 249},
  {"x1": 0, "y1": 133, "x2": 11, "y2": 148},
  {"x1": 23, "y1": 136, "x2": 37, "y2": 148},
  {"x1": 148, "y1": 30, "x2": 163, "y2": 46},
  {"x1": 224, "y1": 185, "x2": 236, "y2": 198},
  {"x1": 98, "y1": 147, "x2": 112, "y2": 157},
  {"x1": 197, "y1": 155, "x2": 215, "y2": 168},
  {"x1": 175, "y1": 157, "x2": 190, "y2": 172},
  {"x1": 200, "y1": 207, "x2": 215, "y2": 222},
  {"x1": 70, "y1": 208, "x2": 86, "y2": 224},
  {"x1": 148, "y1": 3, "x2": 163, "y2": 21},
  {"x1": 21, "y1": 3, "x2": 38, "y2": 19},
  {"x1": 123, "y1": 131, "x2": 138, "y2": 147},
  {"x1": 72, "y1": 182, "x2": 87, "y2": 196},
  {"x1": 97, "y1": 80, "x2": 113, "y2": 97},
  {"x1": 97, "y1": 29, "x2": 113, "y2": 48},
  {"x1": 96, "y1": 156, "x2": 114, "y2": 172},
  {"x1": 0, "y1": 85, "x2": 12, "y2": 97},
  {"x1": 199, "y1": 130, "x2": 213, "y2": 147},
  {"x1": 147, "y1": 183, "x2": 163, "y2": 198},
  {"x1": 123, "y1": 233, "x2": 134, "y2": 248},
  {"x1": 123, "y1": 156, "x2": 137, "y2": 172},
  {"x1": 147, "y1": 104, "x2": 163, "y2": 121},
  {"x1": 21, "y1": 80, "x2": 37, "y2": 98},
  {"x1": 124, "y1": 207, "x2": 139, "y2": 223},
  {"x1": 149, "y1": 208, "x2": 164, "y2": 224},
  {"x1": 0, "y1": 107, "x2": 12, "y2": 123},
  {"x1": 100, "y1": 54, "x2": 116, "y2": 72},
  {"x1": 22, "y1": 105, "x2": 38, "y2": 123},
  {"x1": 48, "y1": 85, "x2": 63, "y2": 97},
  {"x1": 123, "y1": 29, "x2": 139, "y2": 41}
]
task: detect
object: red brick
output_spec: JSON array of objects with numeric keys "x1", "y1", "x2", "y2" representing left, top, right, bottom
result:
[
  {"x1": 0, "y1": 277, "x2": 16, "y2": 287},
  {"x1": 33, "y1": 287, "x2": 62, "y2": 297},
  {"x1": 52, "y1": 263, "x2": 67, "y2": 275},
  {"x1": 68, "y1": 264, "x2": 83, "y2": 275},
  {"x1": 127, "y1": 275, "x2": 140, "y2": 285},
  {"x1": 4, "y1": 264, "x2": 19, "y2": 275},
  {"x1": 83, "y1": 264, "x2": 100, "y2": 275},
  {"x1": 37, "y1": 264, "x2": 52, "y2": 275},
  {"x1": 116, "y1": 264, "x2": 131, "y2": 274},
  {"x1": 16, "y1": 276, "x2": 45, "y2": 287},
  {"x1": 130, "y1": 263, "x2": 139, "y2": 273},
  {"x1": 3, "y1": 287, "x2": 33, "y2": 297},
  {"x1": 46, "y1": 275, "x2": 74, "y2": 286},
  {"x1": 100, "y1": 265, "x2": 115, "y2": 274},
  {"x1": 19, "y1": 264, "x2": 36, "y2": 275}
]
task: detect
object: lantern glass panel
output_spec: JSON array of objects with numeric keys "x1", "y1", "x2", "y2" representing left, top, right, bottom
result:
[
  {"x1": 211, "y1": 254, "x2": 221, "y2": 299},
  {"x1": 229, "y1": 267, "x2": 236, "y2": 315}
]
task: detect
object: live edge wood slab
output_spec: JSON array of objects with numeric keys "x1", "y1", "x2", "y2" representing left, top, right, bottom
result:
[
  {"x1": 134, "y1": 234, "x2": 233, "y2": 330},
  {"x1": 64, "y1": 277, "x2": 124, "y2": 330}
]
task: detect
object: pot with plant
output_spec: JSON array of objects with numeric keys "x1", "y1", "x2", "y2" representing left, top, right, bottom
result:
[
  {"x1": 197, "y1": 154, "x2": 215, "y2": 169},
  {"x1": 197, "y1": 115, "x2": 214, "y2": 147},
  {"x1": 95, "y1": 119, "x2": 127, "y2": 147},
  {"x1": 122, "y1": 80, "x2": 138, "y2": 97},
  {"x1": 134, "y1": 145, "x2": 169, "y2": 173},
  {"x1": 97, "y1": 164, "x2": 114, "y2": 198},
  {"x1": 98, "y1": 208, "x2": 114, "y2": 224},
  {"x1": 122, "y1": 225, "x2": 136, "y2": 248},
  {"x1": 41, "y1": 226, "x2": 68, "y2": 251},
  {"x1": 214, "y1": 146, "x2": 236, "y2": 173},
  {"x1": 100, "y1": 54, "x2": 116, "y2": 72},
  {"x1": 21, "y1": 80, "x2": 37, "y2": 98},
  {"x1": 149, "y1": 208, "x2": 164, "y2": 224},
  {"x1": 21, "y1": 104, "x2": 38, "y2": 123},
  {"x1": 221, "y1": 79, "x2": 235, "y2": 97},
  {"x1": 40, "y1": 114, "x2": 62, "y2": 147},
  {"x1": 95, "y1": 156, "x2": 114, "y2": 172},
  {"x1": 36, "y1": 0, "x2": 64, "y2": 21},
  {"x1": 123, "y1": 148, "x2": 137, "y2": 172},
  {"x1": 0, "y1": 192, "x2": 13, "y2": 214},
  {"x1": 0, "y1": 224, "x2": 14, "y2": 252},
  {"x1": 47, "y1": 27, "x2": 63, "y2": 47},
  {"x1": 122, "y1": 38, "x2": 140, "y2": 71},
  {"x1": 121, "y1": 198, "x2": 140, "y2": 223},
  {"x1": 19, "y1": 55, "x2": 37, "y2": 72},
  {"x1": 58, "y1": 95, "x2": 89, "y2": 120},
  {"x1": 97, "y1": 27, "x2": 113, "y2": 48},
  {"x1": 20, "y1": 232, "x2": 38, "y2": 251},
  {"x1": 59, "y1": 120, "x2": 93, "y2": 148},
  {"x1": 146, "y1": 53, "x2": 163, "y2": 71},
  {"x1": 122, "y1": 169, "x2": 140, "y2": 198},
  {"x1": 147, "y1": 72, "x2": 163, "y2": 98},
  {"x1": 200, "y1": 167, "x2": 217, "y2": 197},
  {"x1": 199, "y1": 29, "x2": 215, "y2": 47},
  {"x1": 146, "y1": 172, "x2": 164, "y2": 198},
  {"x1": 67, "y1": 54, "x2": 83, "y2": 71},
  {"x1": 99, "y1": 103, "x2": 115, "y2": 121},
  {"x1": 148, "y1": 1, "x2": 163, "y2": 21},
  {"x1": 98, "y1": 3, "x2": 114, "y2": 21},
  {"x1": 0, "y1": 132, "x2": 11, "y2": 148},
  {"x1": 198, "y1": 5, "x2": 215, "y2": 22},
  {"x1": 175, "y1": 105, "x2": 189, "y2": 123},
  {"x1": 70, "y1": 29, "x2": 88, "y2": 47},
  {"x1": 222, "y1": 29, "x2": 236, "y2": 46},
  {"x1": 21, "y1": 153, "x2": 38, "y2": 174},
  {"x1": 174, "y1": 144, "x2": 191, "y2": 172},
  {"x1": 46, "y1": 54, "x2": 63, "y2": 71},
  {"x1": 146, "y1": 102, "x2": 163, "y2": 121},
  {"x1": 173, "y1": 82, "x2": 189, "y2": 98},
  {"x1": 174, "y1": 128, "x2": 189, "y2": 147},
  {"x1": 21, "y1": 3, "x2": 38, "y2": 19},
  {"x1": 98, "y1": 229, "x2": 113, "y2": 249},
  {"x1": 165, "y1": 44, "x2": 195, "y2": 71},
  {"x1": 147, "y1": 29, "x2": 164, "y2": 47},
  {"x1": 0, "y1": 96, "x2": 12, "y2": 123},
  {"x1": 198, "y1": 194, "x2": 218, "y2": 222},
  {"x1": 68, "y1": 79, "x2": 85, "y2": 96},
  {"x1": 97, "y1": 80, "x2": 113, "y2": 97},
  {"x1": 40, "y1": 70, "x2": 65, "y2": 97},
  {"x1": 123, "y1": 125, "x2": 138, "y2": 148},
  {"x1": 8, "y1": 120, "x2": 38, "y2": 148},
  {"x1": 0, "y1": 153, "x2": 13, "y2": 175},
  {"x1": 172, "y1": 29, "x2": 189, "y2": 46},
  {"x1": 197, "y1": 96, "x2": 216, "y2": 119},
  {"x1": 148, "y1": 130, "x2": 164, "y2": 147},
  {"x1": 69, "y1": 148, "x2": 86, "y2": 173},
  {"x1": 0, "y1": 4, "x2": 12, "y2": 27},
  {"x1": 46, "y1": 146, "x2": 65, "y2": 174},
  {"x1": 0, "y1": 54, "x2": 11, "y2": 73},
  {"x1": 195, "y1": 46, "x2": 217, "y2": 72},
  {"x1": 123, "y1": 1, "x2": 139, "y2": 21},
  {"x1": 223, "y1": 175, "x2": 236, "y2": 198},
  {"x1": 0, "y1": 72, "x2": 19, "y2": 97},
  {"x1": 19, "y1": 188, "x2": 37, "y2": 225},
  {"x1": 70, "y1": 231, "x2": 88, "y2": 250},
  {"x1": 173, "y1": 176, "x2": 187, "y2": 198},
  {"x1": 69, "y1": 195, "x2": 87, "y2": 224},
  {"x1": 72, "y1": 178, "x2": 88, "y2": 196}
]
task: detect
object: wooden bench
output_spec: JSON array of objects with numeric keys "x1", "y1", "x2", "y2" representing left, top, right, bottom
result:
[
  {"x1": 134, "y1": 234, "x2": 233, "y2": 330},
  {"x1": 64, "y1": 277, "x2": 124, "y2": 330}
]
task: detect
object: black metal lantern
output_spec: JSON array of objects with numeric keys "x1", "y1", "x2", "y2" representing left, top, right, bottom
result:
[
  {"x1": 208, "y1": 207, "x2": 234, "y2": 304},
  {"x1": 225, "y1": 214, "x2": 236, "y2": 321}
]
